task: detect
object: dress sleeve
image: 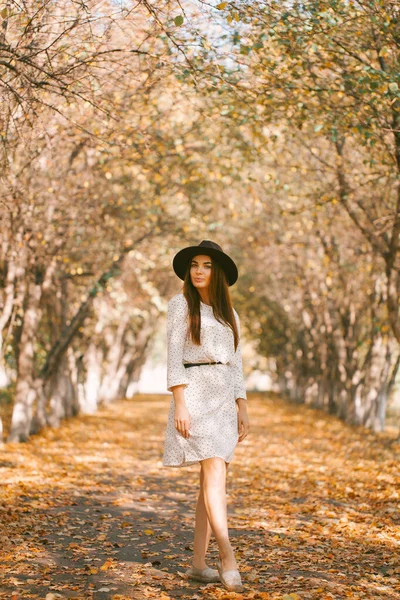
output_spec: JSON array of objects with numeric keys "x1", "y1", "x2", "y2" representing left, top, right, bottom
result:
[
  {"x1": 232, "y1": 310, "x2": 247, "y2": 401},
  {"x1": 166, "y1": 295, "x2": 190, "y2": 392}
]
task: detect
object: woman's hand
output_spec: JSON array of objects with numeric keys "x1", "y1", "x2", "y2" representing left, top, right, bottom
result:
[
  {"x1": 171, "y1": 384, "x2": 191, "y2": 439},
  {"x1": 237, "y1": 401, "x2": 250, "y2": 442},
  {"x1": 174, "y1": 404, "x2": 191, "y2": 439}
]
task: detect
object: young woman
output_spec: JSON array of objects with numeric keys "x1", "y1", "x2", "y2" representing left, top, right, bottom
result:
[{"x1": 162, "y1": 239, "x2": 250, "y2": 593}]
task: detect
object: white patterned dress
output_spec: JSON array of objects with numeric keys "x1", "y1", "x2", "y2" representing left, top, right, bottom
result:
[{"x1": 162, "y1": 293, "x2": 247, "y2": 468}]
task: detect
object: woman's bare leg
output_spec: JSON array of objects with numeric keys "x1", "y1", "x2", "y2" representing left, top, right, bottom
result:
[
  {"x1": 192, "y1": 462, "x2": 232, "y2": 569},
  {"x1": 199, "y1": 457, "x2": 237, "y2": 571},
  {"x1": 192, "y1": 468, "x2": 213, "y2": 569}
]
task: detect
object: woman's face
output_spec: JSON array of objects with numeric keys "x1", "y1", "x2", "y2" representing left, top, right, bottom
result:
[{"x1": 190, "y1": 254, "x2": 212, "y2": 290}]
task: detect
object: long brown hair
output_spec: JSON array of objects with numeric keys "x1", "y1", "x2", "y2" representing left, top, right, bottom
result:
[{"x1": 182, "y1": 255, "x2": 239, "y2": 351}]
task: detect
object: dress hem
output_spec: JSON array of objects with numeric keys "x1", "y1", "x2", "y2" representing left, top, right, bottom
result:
[{"x1": 162, "y1": 452, "x2": 234, "y2": 468}]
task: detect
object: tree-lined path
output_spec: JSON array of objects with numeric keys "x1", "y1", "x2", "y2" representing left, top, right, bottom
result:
[
  {"x1": 3, "y1": 0, "x2": 400, "y2": 445},
  {"x1": 1, "y1": 393, "x2": 399, "y2": 600}
]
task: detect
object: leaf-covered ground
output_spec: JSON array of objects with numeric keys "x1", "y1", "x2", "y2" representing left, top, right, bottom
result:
[{"x1": 0, "y1": 393, "x2": 399, "y2": 600}]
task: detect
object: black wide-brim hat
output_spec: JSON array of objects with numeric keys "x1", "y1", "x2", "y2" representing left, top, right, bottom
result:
[{"x1": 172, "y1": 240, "x2": 238, "y2": 286}]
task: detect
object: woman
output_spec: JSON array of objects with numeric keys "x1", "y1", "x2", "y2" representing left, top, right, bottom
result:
[{"x1": 162, "y1": 239, "x2": 250, "y2": 593}]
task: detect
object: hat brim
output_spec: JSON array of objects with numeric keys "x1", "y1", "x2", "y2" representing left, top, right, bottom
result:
[{"x1": 173, "y1": 246, "x2": 238, "y2": 286}]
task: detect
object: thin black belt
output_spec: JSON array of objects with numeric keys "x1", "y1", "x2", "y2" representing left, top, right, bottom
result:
[{"x1": 183, "y1": 361, "x2": 223, "y2": 368}]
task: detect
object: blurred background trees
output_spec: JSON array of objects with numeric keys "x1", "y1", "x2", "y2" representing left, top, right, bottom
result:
[{"x1": 1, "y1": 0, "x2": 399, "y2": 441}]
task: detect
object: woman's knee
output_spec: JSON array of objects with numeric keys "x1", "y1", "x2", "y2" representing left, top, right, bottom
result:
[{"x1": 200, "y1": 457, "x2": 226, "y2": 482}]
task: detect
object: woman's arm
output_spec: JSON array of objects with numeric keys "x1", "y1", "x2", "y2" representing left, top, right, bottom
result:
[
  {"x1": 166, "y1": 295, "x2": 189, "y2": 392},
  {"x1": 232, "y1": 310, "x2": 250, "y2": 442},
  {"x1": 232, "y1": 310, "x2": 247, "y2": 402},
  {"x1": 166, "y1": 295, "x2": 191, "y2": 438},
  {"x1": 170, "y1": 384, "x2": 191, "y2": 439}
]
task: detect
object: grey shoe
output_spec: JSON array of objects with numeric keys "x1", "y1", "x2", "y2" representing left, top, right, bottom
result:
[
  {"x1": 186, "y1": 565, "x2": 221, "y2": 583},
  {"x1": 216, "y1": 557, "x2": 244, "y2": 592}
]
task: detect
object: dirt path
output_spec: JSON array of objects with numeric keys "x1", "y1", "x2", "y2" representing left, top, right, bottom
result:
[{"x1": 0, "y1": 393, "x2": 399, "y2": 600}]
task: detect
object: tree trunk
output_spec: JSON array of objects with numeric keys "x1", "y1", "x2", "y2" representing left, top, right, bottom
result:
[
  {"x1": 0, "y1": 231, "x2": 27, "y2": 387},
  {"x1": 124, "y1": 321, "x2": 157, "y2": 398},
  {"x1": 46, "y1": 355, "x2": 77, "y2": 428},
  {"x1": 356, "y1": 338, "x2": 396, "y2": 432},
  {"x1": 7, "y1": 272, "x2": 43, "y2": 442},
  {"x1": 82, "y1": 342, "x2": 104, "y2": 414},
  {"x1": 7, "y1": 260, "x2": 56, "y2": 442},
  {"x1": 67, "y1": 346, "x2": 81, "y2": 417},
  {"x1": 99, "y1": 316, "x2": 129, "y2": 405}
]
